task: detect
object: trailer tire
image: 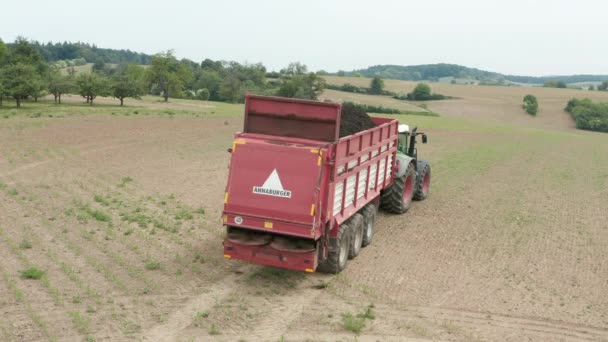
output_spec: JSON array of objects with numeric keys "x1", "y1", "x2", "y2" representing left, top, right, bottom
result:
[
  {"x1": 414, "y1": 160, "x2": 431, "y2": 201},
  {"x1": 317, "y1": 223, "x2": 351, "y2": 274},
  {"x1": 348, "y1": 214, "x2": 364, "y2": 259},
  {"x1": 360, "y1": 204, "x2": 377, "y2": 247},
  {"x1": 381, "y1": 162, "x2": 416, "y2": 214}
]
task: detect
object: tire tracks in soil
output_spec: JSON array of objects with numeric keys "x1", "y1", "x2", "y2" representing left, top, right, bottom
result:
[{"x1": 141, "y1": 273, "x2": 240, "y2": 341}]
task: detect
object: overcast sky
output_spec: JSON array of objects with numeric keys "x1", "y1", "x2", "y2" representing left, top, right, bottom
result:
[{"x1": 1, "y1": 0, "x2": 605, "y2": 76}]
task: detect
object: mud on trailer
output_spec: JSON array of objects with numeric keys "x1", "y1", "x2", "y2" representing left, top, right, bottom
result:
[{"x1": 222, "y1": 95, "x2": 430, "y2": 273}]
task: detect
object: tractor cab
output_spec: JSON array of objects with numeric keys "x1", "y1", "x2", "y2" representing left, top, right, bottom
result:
[{"x1": 397, "y1": 124, "x2": 427, "y2": 160}]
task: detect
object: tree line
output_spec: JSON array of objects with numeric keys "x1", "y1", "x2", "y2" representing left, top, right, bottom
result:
[{"x1": 0, "y1": 38, "x2": 326, "y2": 108}]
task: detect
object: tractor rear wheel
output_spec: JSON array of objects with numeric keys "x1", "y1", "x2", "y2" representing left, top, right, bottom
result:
[
  {"x1": 348, "y1": 214, "x2": 364, "y2": 259},
  {"x1": 317, "y1": 222, "x2": 351, "y2": 274},
  {"x1": 414, "y1": 160, "x2": 431, "y2": 201},
  {"x1": 361, "y1": 204, "x2": 377, "y2": 247},
  {"x1": 381, "y1": 162, "x2": 416, "y2": 214}
]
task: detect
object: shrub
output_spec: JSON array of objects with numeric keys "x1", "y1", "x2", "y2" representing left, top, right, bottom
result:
[
  {"x1": 565, "y1": 98, "x2": 608, "y2": 133},
  {"x1": 403, "y1": 83, "x2": 449, "y2": 101},
  {"x1": 197, "y1": 88, "x2": 210, "y2": 101},
  {"x1": 523, "y1": 95, "x2": 538, "y2": 115},
  {"x1": 544, "y1": 80, "x2": 567, "y2": 88}
]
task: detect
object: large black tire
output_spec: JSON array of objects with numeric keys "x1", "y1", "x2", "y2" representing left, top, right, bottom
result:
[
  {"x1": 381, "y1": 162, "x2": 416, "y2": 214},
  {"x1": 414, "y1": 160, "x2": 431, "y2": 201},
  {"x1": 360, "y1": 204, "x2": 377, "y2": 247},
  {"x1": 317, "y1": 223, "x2": 351, "y2": 274},
  {"x1": 348, "y1": 214, "x2": 364, "y2": 259}
]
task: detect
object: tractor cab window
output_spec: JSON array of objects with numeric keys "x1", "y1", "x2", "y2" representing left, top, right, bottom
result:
[{"x1": 398, "y1": 133, "x2": 409, "y2": 154}]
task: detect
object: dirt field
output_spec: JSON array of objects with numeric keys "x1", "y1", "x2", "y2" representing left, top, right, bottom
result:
[
  {"x1": 323, "y1": 76, "x2": 608, "y2": 131},
  {"x1": 1, "y1": 85, "x2": 607, "y2": 341}
]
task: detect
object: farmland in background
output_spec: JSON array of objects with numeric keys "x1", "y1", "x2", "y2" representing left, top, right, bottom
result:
[{"x1": 0, "y1": 80, "x2": 607, "y2": 341}]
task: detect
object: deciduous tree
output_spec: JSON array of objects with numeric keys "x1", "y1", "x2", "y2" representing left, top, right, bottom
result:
[
  {"x1": 47, "y1": 68, "x2": 74, "y2": 104},
  {"x1": 146, "y1": 51, "x2": 186, "y2": 102},
  {"x1": 76, "y1": 72, "x2": 111, "y2": 105},
  {"x1": 112, "y1": 64, "x2": 146, "y2": 106},
  {"x1": 369, "y1": 77, "x2": 384, "y2": 94},
  {"x1": 0, "y1": 63, "x2": 40, "y2": 107}
]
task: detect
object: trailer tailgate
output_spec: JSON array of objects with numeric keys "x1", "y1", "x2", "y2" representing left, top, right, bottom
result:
[{"x1": 223, "y1": 137, "x2": 323, "y2": 236}]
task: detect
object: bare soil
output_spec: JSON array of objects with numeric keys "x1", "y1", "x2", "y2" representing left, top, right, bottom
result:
[{"x1": 0, "y1": 88, "x2": 607, "y2": 341}]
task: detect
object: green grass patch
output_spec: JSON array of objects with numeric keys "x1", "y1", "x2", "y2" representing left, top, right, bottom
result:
[
  {"x1": 89, "y1": 209, "x2": 111, "y2": 222},
  {"x1": 193, "y1": 311, "x2": 209, "y2": 327},
  {"x1": 19, "y1": 267, "x2": 45, "y2": 279},
  {"x1": 341, "y1": 304, "x2": 375, "y2": 335},
  {"x1": 145, "y1": 260, "x2": 161, "y2": 271},
  {"x1": 120, "y1": 209, "x2": 153, "y2": 228},
  {"x1": 117, "y1": 176, "x2": 134, "y2": 188},
  {"x1": 93, "y1": 194, "x2": 111, "y2": 206},
  {"x1": 68, "y1": 311, "x2": 90, "y2": 335},
  {"x1": 174, "y1": 208, "x2": 193, "y2": 220},
  {"x1": 341, "y1": 313, "x2": 366, "y2": 334},
  {"x1": 19, "y1": 239, "x2": 33, "y2": 249},
  {"x1": 209, "y1": 323, "x2": 220, "y2": 335}
]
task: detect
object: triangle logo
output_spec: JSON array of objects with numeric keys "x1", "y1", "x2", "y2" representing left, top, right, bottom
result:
[{"x1": 253, "y1": 169, "x2": 292, "y2": 198}]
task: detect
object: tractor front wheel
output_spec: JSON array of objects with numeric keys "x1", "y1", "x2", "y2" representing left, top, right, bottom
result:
[{"x1": 414, "y1": 160, "x2": 431, "y2": 201}]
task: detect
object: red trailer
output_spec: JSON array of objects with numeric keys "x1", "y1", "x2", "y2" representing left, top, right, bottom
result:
[{"x1": 222, "y1": 95, "x2": 430, "y2": 273}]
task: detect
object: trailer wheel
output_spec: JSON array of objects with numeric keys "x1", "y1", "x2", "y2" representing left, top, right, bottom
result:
[
  {"x1": 414, "y1": 160, "x2": 431, "y2": 201},
  {"x1": 348, "y1": 214, "x2": 364, "y2": 259},
  {"x1": 381, "y1": 162, "x2": 416, "y2": 214},
  {"x1": 317, "y1": 223, "x2": 350, "y2": 274},
  {"x1": 361, "y1": 204, "x2": 377, "y2": 247}
]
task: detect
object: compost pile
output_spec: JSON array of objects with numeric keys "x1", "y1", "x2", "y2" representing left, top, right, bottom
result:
[{"x1": 339, "y1": 102, "x2": 376, "y2": 137}]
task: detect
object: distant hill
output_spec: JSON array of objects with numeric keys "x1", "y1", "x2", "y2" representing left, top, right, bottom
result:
[{"x1": 342, "y1": 63, "x2": 608, "y2": 85}]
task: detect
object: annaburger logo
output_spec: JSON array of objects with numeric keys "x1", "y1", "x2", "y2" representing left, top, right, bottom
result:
[{"x1": 253, "y1": 169, "x2": 292, "y2": 198}]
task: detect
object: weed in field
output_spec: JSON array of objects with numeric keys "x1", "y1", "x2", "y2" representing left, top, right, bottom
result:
[
  {"x1": 145, "y1": 260, "x2": 161, "y2": 271},
  {"x1": 72, "y1": 296, "x2": 82, "y2": 304},
  {"x1": 175, "y1": 207, "x2": 193, "y2": 220},
  {"x1": 19, "y1": 239, "x2": 33, "y2": 249},
  {"x1": 94, "y1": 194, "x2": 110, "y2": 206},
  {"x1": 120, "y1": 210, "x2": 152, "y2": 228},
  {"x1": 19, "y1": 267, "x2": 45, "y2": 280},
  {"x1": 341, "y1": 304, "x2": 375, "y2": 335},
  {"x1": 195, "y1": 207, "x2": 205, "y2": 215},
  {"x1": 193, "y1": 251, "x2": 205, "y2": 264},
  {"x1": 117, "y1": 176, "x2": 133, "y2": 188},
  {"x1": 124, "y1": 228, "x2": 134, "y2": 236},
  {"x1": 0, "y1": 182, "x2": 6, "y2": 190},
  {"x1": 90, "y1": 209, "x2": 111, "y2": 222},
  {"x1": 193, "y1": 310, "x2": 209, "y2": 327},
  {"x1": 68, "y1": 311, "x2": 90, "y2": 334},
  {"x1": 341, "y1": 312, "x2": 365, "y2": 334},
  {"x1": 7, "y1": 188, "x2": 18, "y2": 196},
  {"x1": 209, "y1": 323, "x2": 220, "y2": 335},
  {"x1": 357, "y1": 304, "x2": 375, "y2": 320},
  {"x1": 86, "y1": 306, "x2": 97, "y2": 313},
  {"x1": 441, "y1": 320, "x2": 462, "y2": 335}
]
